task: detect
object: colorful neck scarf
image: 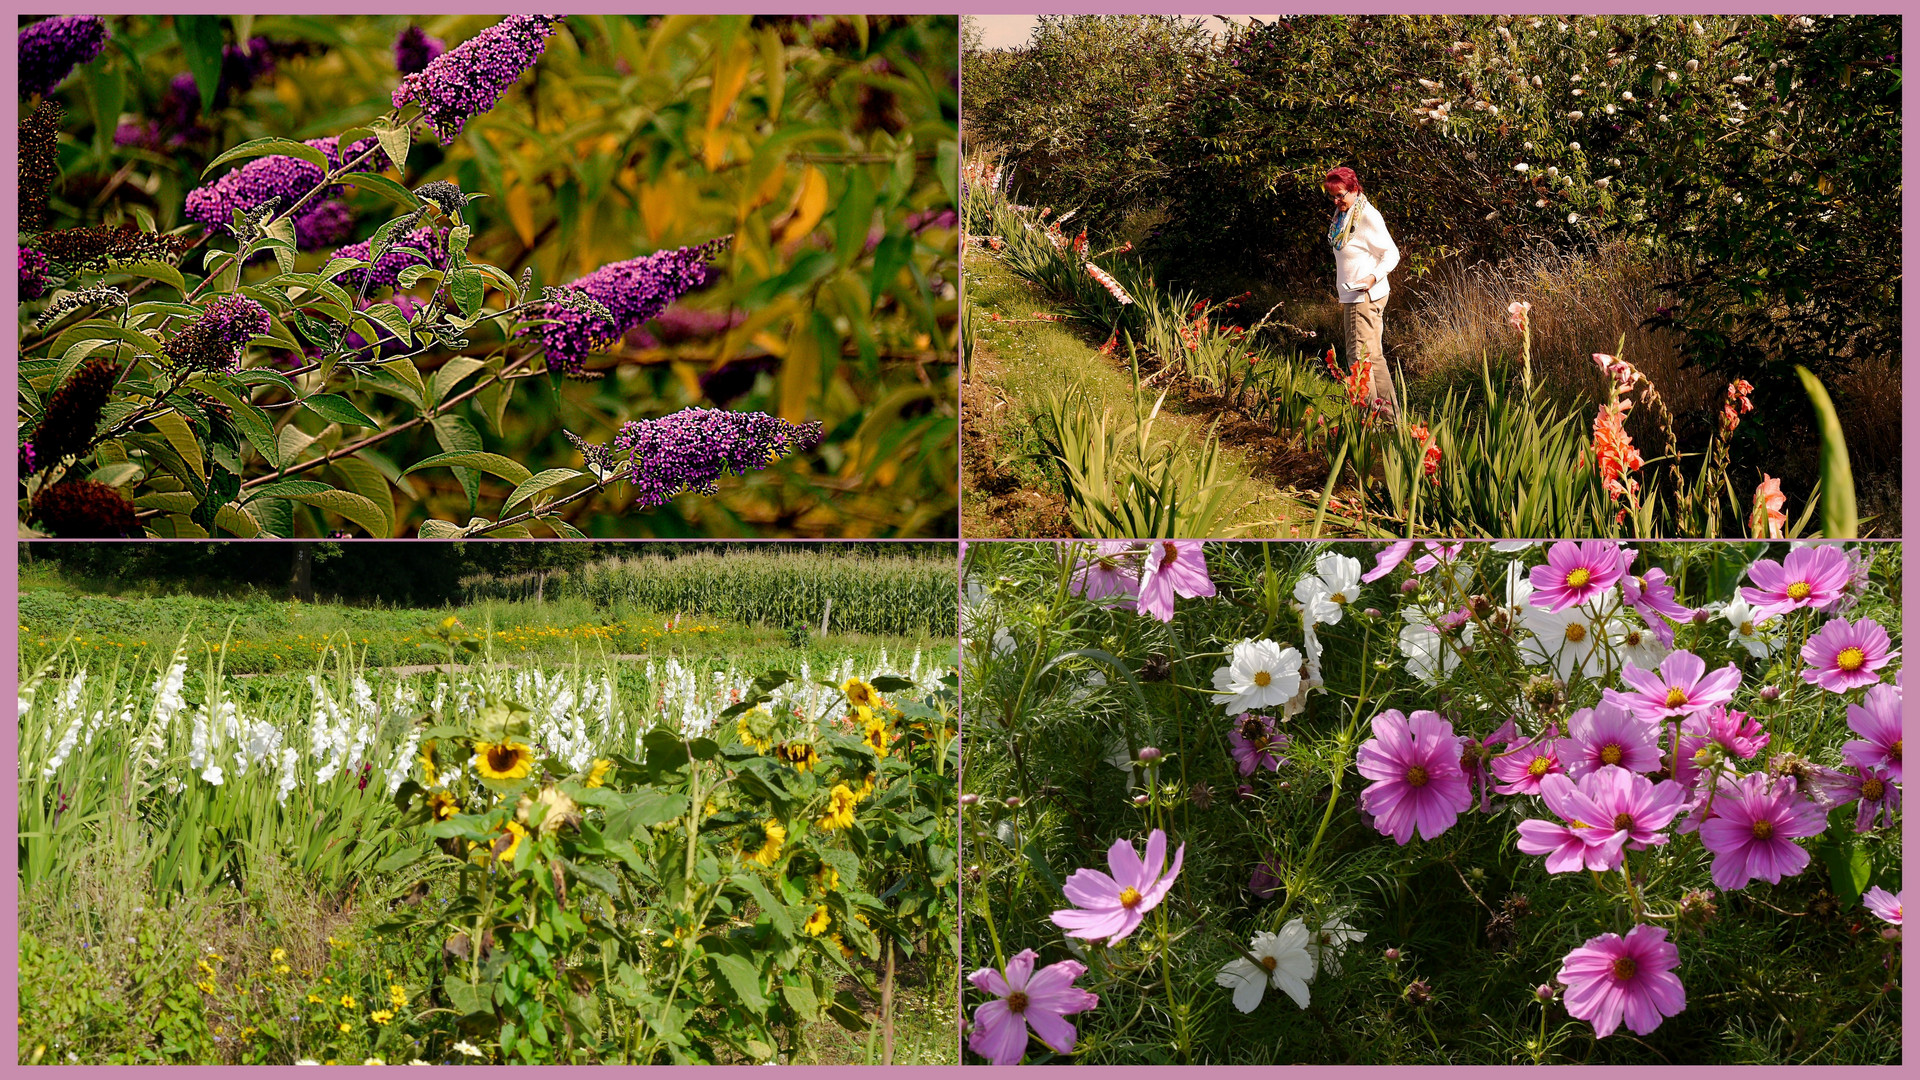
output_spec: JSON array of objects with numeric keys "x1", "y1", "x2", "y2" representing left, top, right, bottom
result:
[{"x1": 1328, "y1": 194, "x2": 1368, "y2": 251}]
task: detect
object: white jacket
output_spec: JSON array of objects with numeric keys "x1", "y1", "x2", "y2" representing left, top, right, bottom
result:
[{"x1": 1331, "y1": 199, "x2": 1400, "y2": 304}]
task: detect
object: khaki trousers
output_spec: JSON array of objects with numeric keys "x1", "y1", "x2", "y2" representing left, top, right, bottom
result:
[{"x1": 1340, "y1": 297, "x2": 1395, "y2": 416}]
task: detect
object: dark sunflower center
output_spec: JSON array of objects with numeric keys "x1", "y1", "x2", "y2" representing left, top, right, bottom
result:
[{"x1": 489, "y1": 744, "x2": 521, "y2": 772}]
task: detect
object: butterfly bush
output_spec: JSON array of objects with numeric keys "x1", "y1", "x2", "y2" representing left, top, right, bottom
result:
[
  {"x1": 18, "y1": 15, "x2": 109, "y2": 98},
  {"x1": 963, "y1": 540, "x2": 1901, "y2": 1064}
]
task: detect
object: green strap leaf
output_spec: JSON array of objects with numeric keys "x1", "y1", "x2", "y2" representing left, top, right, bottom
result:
[
  {"x1": 200, "y1": 135, "x2": 330, "y2": 178},
  {"x1": 502, "y1": 468, "x2": 588, "y2": 512},
  {"x1": 302, "y1": 393, "x2": 379, "y2": 428},
  {"x1": 1796, "y1": 365, "x2": 1858, "y2": 538},
  {"x1": 402, "y1": 450, "x2": 533, "y2": 487},
  {"x1": 337, "y1": 172, "x2": 421, "y2": 210}
]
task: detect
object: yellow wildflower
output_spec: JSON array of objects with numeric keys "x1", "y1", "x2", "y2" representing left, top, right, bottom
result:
[
  {"x1": 371, "y1": 1009, "x2": 393, "y2": 1026},
  {"x1": 862, "y1": 714, "x2": 892, "y2": 758},
  {"x1": 841, "y1": 677, "x2": 880, "y2": 713},
  {"x1": 775, "y1": 741, "x2": 819, "y2": 772},
  {"x1": 389, "y1": 984, "x2": 408, "y2": 1009},
  {"x1": 340, "y1": 994, "x2": 356, "y2": 1009}
]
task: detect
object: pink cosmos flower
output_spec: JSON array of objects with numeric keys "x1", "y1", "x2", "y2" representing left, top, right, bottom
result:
[
  {"x1": 1674, "y1": 707, "x2": 1769, "y2": 792},
  {"x1": 1528, "y1": 540, "x2": 1628, "y2": 613},
  {"x1": 1361, "y1": 540, "x2": 1414, "y2": 583},
  {"x1": 1621, "y1": 567, "x2": 1693, "y2": 646},
  {"x1": 1832, "y1": 767, "x2": 1901, "y2": 833},
  {"x1": 1564, "y1": 702, "x2": 1662, "y2": 777},
  {"x1": 1697, "y1": 772, "x2": 1826, "y2": 891},
  {"x1": 1556, "y1": 924, "x2": 1687, "y2": 1038},
  {"x1": 967, "y1": 949, "x2": 1099, "y2": 1064},
  {"x1": 1862, "y1": 886, "x2": 1902, "y2": 926},
  {"x1": 1800, "y1": 615, "x2": 1898, "y2": 693},
  {"x1": 1741, "y1": 544, "x2": 1853, "y2": 620},
  {"x1": 1518, "y1": 772, "x2": 1629, "y2": 873},
  {"x1": 1072, "y1": 541, "x2": 1141, "y2": 605},
  {"x1": 1051, "y1": 829, "x2": 1185, "y2": 945},
  {"x1": 1842, "y1": 683, "x2": 1902, "y2": 782},
  {"x1": 1575, "y1": 765, "x2": 1687, "y2": 848},
  {"x1": 1228, "y1": 713, "x2": 1290, "y2": 777},
  {"x1": 1137, "y1": 541, "x2": 1216, "y2": 623},
  {"x1": 1490, "y1": 726, "x2": 1565, "y2": 796},
  {"x1": 1355, "y1": 709, "x2": 1472, "y2": 844},
  {"x1": 1606, "y1": 651, "x2": 1742, "y2": 722}
]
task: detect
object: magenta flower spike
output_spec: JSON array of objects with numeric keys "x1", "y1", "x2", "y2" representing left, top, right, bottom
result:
[
  {"x1": 1556, "y1": 924, "x2": 1687, "y2": 1038},
  {"x1": 611, "y1": 408, "x2": 821, "y2": 508},
  {"x1": 534, "y1": 238, "x2": 728, "y2": 375},
  {"x1": 391, "y1": 15, "x2": 565, "y2": 142},
  {"x1": 393, "y1": 25, "x2": 446, "y2": 75},
  {"x1": 966, "y1": 949, "x2": 1098, "y2": 1065},
  {"x1": 1606, "y1": 651, "x2": 1742, "y2": 723},
  {"x1": 1697, "y1": 772, "x2": 1826, "y2": 890},
  {"x1": 1862, "y1": 886, "x2": 1902, "y2": 927},
  {"x1": 1563, "y1": 702, "x2": 1662, "y2": 778},
  {"x1": 185, "y1": 135, "x2": 388, "y2": 236},
  {"x1": 1072, "y1": 541, "x2": 1141, "y2": 605},
  {"x1": 1800, "y1": 615, "x2": 1898, "y2": 693},
  {"x1": 1528, "y1": 540, "x2": 1627, "y2": 613},
  {"x1": 1740, "y1": 544, "x2": 1854, "y2": 620},
  {"x1": 1051, "y1": 829, "x2": 1185, "y2": 946},
  {"x1": 1355, "y1": 709, "x2": 1472, "y2": 844},
  {"x1": 1361, "y1": 540, "x2": 1414, "y2": 583},
  {"x1": 1136, "y1": 541, "x2": 1215, "y2": 623},
  {"x1": 1842, "y1": 682, "x2": 1902, "y2": 782}
]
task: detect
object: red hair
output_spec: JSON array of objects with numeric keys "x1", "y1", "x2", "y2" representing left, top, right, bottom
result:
[{"x1": 1323, "y1": 166, "x2": 1363, "y2": 194}]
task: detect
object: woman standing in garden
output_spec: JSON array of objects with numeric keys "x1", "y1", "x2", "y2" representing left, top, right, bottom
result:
[{"x1": 1323, "y1": 167, "x2": 1400, "y2": 417}]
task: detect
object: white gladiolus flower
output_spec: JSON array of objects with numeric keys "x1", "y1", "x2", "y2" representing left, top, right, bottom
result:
[
  {"x1": 1686, "y1": 59, "x2": 1700, "y2": 72},
  {"x1": 1733, "y1": 74, "x2": 1752, "y2": 85},
  {"x1": 1216, "y1": 921, "x2": 1316, "y2": 1013},
  {"x1": 1211, "y1": 639, "x2": 1303, "y2": 714},
  {"x1": 201, "y1": 763, "x2": 225, "y2": 786},
  {"x1": 1596, "y1": 177, "x2": 1611, "y2": 189},
  {"x1": 1546, "y1": 166, "x2": 1559, "y2": 178},
  {"x1": 1294, "y1": 553, "x2": 1363, "y2": 626}
]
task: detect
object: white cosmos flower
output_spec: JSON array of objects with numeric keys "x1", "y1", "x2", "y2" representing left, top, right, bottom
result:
[
  {"x1": 1519, "y1": 601, "x2": 1621, "y2": 679},
  {"x1": 1719, "y1": 596, "x2": 1780, "y2": 658},
  {"x1": 1613, "y1": 622, "x2": 1669, "y2": 670},
  {"x1": 1216, "y1": 921, "x2": 1316, "y2": 1013},
  {"x1": 1307, "y1": 915, "x2": 1368, "y2": 975},
  {"x1": 1492, "y1": 541, "x2": 1536, "y2": 553},
  {"x1": 1211, "y1": 640, "x2": 1303, "y2": 714},
  {"x1": 1294, "y1": 552, "x2": 1363, "y2": 626},
  {"x1": 1399, "y1": 615, "x2": 1472, "y2": 686}
]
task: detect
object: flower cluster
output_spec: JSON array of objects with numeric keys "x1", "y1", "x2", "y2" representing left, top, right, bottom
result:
[
  {"x1": 19, "y1": 247, "x2": 51, "y2": 300},
  {"x1": 532, "y1": 237, "x2": 729, "y2": 375},
  {"x1": 30, "y1": 225, "x2": 196, "y2": 271},
  {"x1": 393, "y1": 25, "x2": 445, "y2": 76},
  {"x1": 30, "y1": 357, "x2": 119, "y2": 468},
  {"x1": 29, "y1": 479, "x2": 136, "y2": 538},
  {"x1": 183, "y1": 136, "x2": 387, "y2": 239},
  {"x1": 327, "y1": 225, "x2": 446, "y2": 290},
  {"x1": 1084, "y1": 261, "x2": 1135, "y2": 305},
  {"x1": 20, "y1": 101, "x2": 64, "y2": 230},
  {"x1": 608, "y1": 407, "x2": 823, "y2": 508},
  {"x1": 391, "y1": 15, "x2": 565, "y2": 142},
  {"x1": 19, "y1": 15, "x2": 109, "y2": 99},
  {"x1": 163, "y1": 294, "x2": 271, "y2": 373}
]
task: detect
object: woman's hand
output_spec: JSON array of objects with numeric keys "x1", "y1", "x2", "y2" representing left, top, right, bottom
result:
[{"x1": 1356, "y1": 275, "x2": 1377, "y2": 290}]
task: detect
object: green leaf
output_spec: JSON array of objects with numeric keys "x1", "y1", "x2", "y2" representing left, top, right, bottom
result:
[
  {"x1": 302, "y1": 393, "x2": 378, "y2": 429},
  {"x1": 337, "y1": 172, "x2": 422, "y2": 210},
  {"x1": 115, "y1": 259, "x2": 188, "y2": 295},
  {"x1": 371, "y1": 119, "x2": 412, "y2": 178},
  {"x1": 936, "y1": 139, "x2": 959, "y2": 210},
  {"x1": 201, "y1": 136, "x2": 331, "y2": 179},
  {"x1": 428, "y1": 357, "x2": 487, "y2": 405},
  {"x1": 431, "y1": 413, "x2": 486, "y2": 509},
  {"x1": 709, "y1": 953, "x2": 769, "y2": 1011},
  {"x1": 502, "y1": 468, "x2": 587, "y2": 512},
  {"x1": 177, "y1": 16, "x2": 228, "y2": 121},
  {"x1": 833, "y1": 167, "x2": 876, "y2": 269},
  {"x1": 149, "y1": 412, "x2": 205, "y2": 483},
  {"x1": 1821, "y1": 841, "x2": 1872, "y2": 909},
  {"x1": 330, "y1": 454, "x2": 397, "y2": 537},
  {"x1": 193, "y1": 463, "x2": 242, "y2": 533},
  {"x1": 445, "y1": 975, "x2": 489, "y2": 1018},
  {"x1": 273, "y1": 484, "x2": 390, "y2": 537},
  {"x1": 197, "y1": 381, "x2": 282, "y2": 470},
  {"x1": 404, "y1": 450, "x2": 531, "y2": 487},
  {"x1": 88, "y1": 68, "x2": 125, "y2": 154},
  {"x1": 1796, "y1": 366, "x2": 1858, "y2": 538},
  {"x1": 419, "y1": 519, "x2": 466, "y2": 538},
  {"x1": 449, "y1": 269, "x2": 486, "y2": 318}
]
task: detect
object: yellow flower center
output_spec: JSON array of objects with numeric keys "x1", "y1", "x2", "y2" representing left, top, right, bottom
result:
[
  {"x1": 1563, "y1": 622, "x2": 1587, "y2": 643},
  {"x1": 1610, "y1": 956, "x2": 1637, "y2": 981},
  {"x1": 1835, "y1": 647, "x2": 1866, "y2": 672},
  {"x1": 1750, "y1": 820, "x2": 1775, "y2": 841},
  {"x1": 1739, "y1": 621, "x2": 1754, "y2": 636},
  {"x1": 1008, "y1": 991, "x2": 1030, "y2": 1014},
  {"x1": 1786, "y1": 581, "x2": 1813, "y2": 601},
  {"x1": 1599, "y1": 743, "x2": 1624, "y2": 766},
  {"x1": 1664, "y1": 687, "x2": 1689, "y2": 708},
  {"x1": 1528, "y1": 757, "x2": 1552, "y2": 778},
  {"x1": 1329, "y1": 592, "x2": 1348, "y2": 605},
  {"x1": 1861, "y1": 777, "x2": 1886, "y2": 801},
  {"x1": 1261, "y1": 955, "x2": 1279, "y2": 972},
  {"x1": 1254, "y1": 671, "x2": 1272, "y2": 687},
  {"x1": 1405, "y1": 765, "x2": 1430, "y2": 788},
  {"x1": 1565, "y1": 567, "x2": 1592, "y2": 589},
  {"x1": 1119, "y1": 886, "x2": 1144, "y2": 909},
  {"x1": 1891, "y1": 740, "x2": 1903, "y2": 761}
]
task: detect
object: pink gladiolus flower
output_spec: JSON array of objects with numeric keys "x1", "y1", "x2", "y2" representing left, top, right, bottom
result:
[
  {"x1": 1750, "y1": 475, "x2": 1787, "y2": 538},
  {"x1": 1564, "y1": 702, "x2": 1663, "y2": 777},
  {"x1": 1842, "y1": 683, "x2": 1902, "y2": 782},
  {"x1": 1355, "y1": 710, "x2": 1472, "y2": 844},
  {"x1": 1741, "y1": 544, "x2": 1853, "y2": 620},
  {"x1": 967, "y1": 949, "x2": 1099, "y2": 1064},
  {"x1": 1072, "y1": 541, "x2": 1141, "y2": 605},
  {"x1": 1557, "y1": 925, "x2": 1687, "y2": 1038},
  {"x1": 1529, "y1": 540, "x2": 1627, "y2": 613},
  {"x1": 1606, "y1": 651, "x2": 1742, "y2": 722},
  {"x1": 1697, "y1": 772, "x2": 1826, "y2": 890},
  {"x1": 1800, "y1": 615, "x2": 1898, "y2": 693},
  {"x1": 1862, "y1": 886, "x2": 1902, "y2": 926},
  {"x1": 1051, "y1": 829, "x2": 1185, "y2": 945},
  {"x1": 1490, "y1": 727, "x2": 1564, "y2": 796},
  {"x1": 1137, "y1": 540, "x2": 1216, "y2": 623},
  {"x1": 1507, "y1": 300, "x2": 1532, "y2": 332},
  {"x1": 1229, "y1": 713, "x2": 1290, "y2": 777}
]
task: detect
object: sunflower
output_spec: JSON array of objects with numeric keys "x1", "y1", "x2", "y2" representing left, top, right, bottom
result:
[
  {"x1": 803, "y1": 905, "x2": 832, "y2": 937},
  {"x1": 775, "y1": 741, "x2": 819, "y2": 772},
  {"x1": 472, "y1": 740, "x2": 533, "y2": 781},
  {"x1": 861, "y1": 714, "x2": 893, "y2": 759},
  {"x1": 817, "y1": 784, "x2": 858, "y2": 831},
  {"x1": 416, "y1": 742, "x2": 439, "y2": 787},
  {"x1": 854, "y1": 771, "x2": 878, "y2": 802},
  {"x1": 841, "y1": 677, "x2": 880, "y2": 713},
  {"x1": 586, "y1": 758, "x2": 614, "y2": 788},
  {"x1": 427, "y1": 789, "x2": 460, "y2": 821},
  {"x1": 745, "y1": 819, "x2": 787, "y2": 867},
  {"x1": 814, "y1": 865, "x2": 840, "y2": 893},
  {"x1": 736, "y1": 709, "x2": 775, "y2": 754},
  {"x1": 472, "y1": 819, "x2": 529, "y2": 866}
]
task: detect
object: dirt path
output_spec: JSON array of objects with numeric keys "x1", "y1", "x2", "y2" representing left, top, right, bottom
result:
[{"x1": 963, "y1": 250, "x2": 1324, "y2": 537}]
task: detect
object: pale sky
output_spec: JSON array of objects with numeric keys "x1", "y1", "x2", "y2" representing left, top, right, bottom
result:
[{"x1": 970, "y1": 14, "x2": 1285, "y2": 50}]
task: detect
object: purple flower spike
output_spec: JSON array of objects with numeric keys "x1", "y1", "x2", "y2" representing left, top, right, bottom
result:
[
  {"x1": 20, "y1": 16, "x2": 109, "y2": 98},
  {"x1": 184, "y1": 136, "x2": 387, "y2": 235},
  {"x1": 394, "y1": 25, "x2": 446, "y2": 76},
  {"x1": 163, "y1": 294, "x2": 270, "y2": 373},
  {"x1": 535, "y1": 237, "x2": 729, "y2": 375},
  {"x1": 328, "y1": 225, "x2": 445, "y2": 290},
  {"x1": 392, "y1": 15, "x2": 565, "y2": 142},
  {"x1": 611, "y1": 407, "x2": 821, "y2": 508},
  {"x1": 19, "y1": 247, "x2": 51, "y2": 300},
  {"x1": 292, "y1": 199, "x2": 354, "y2": 249}
]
